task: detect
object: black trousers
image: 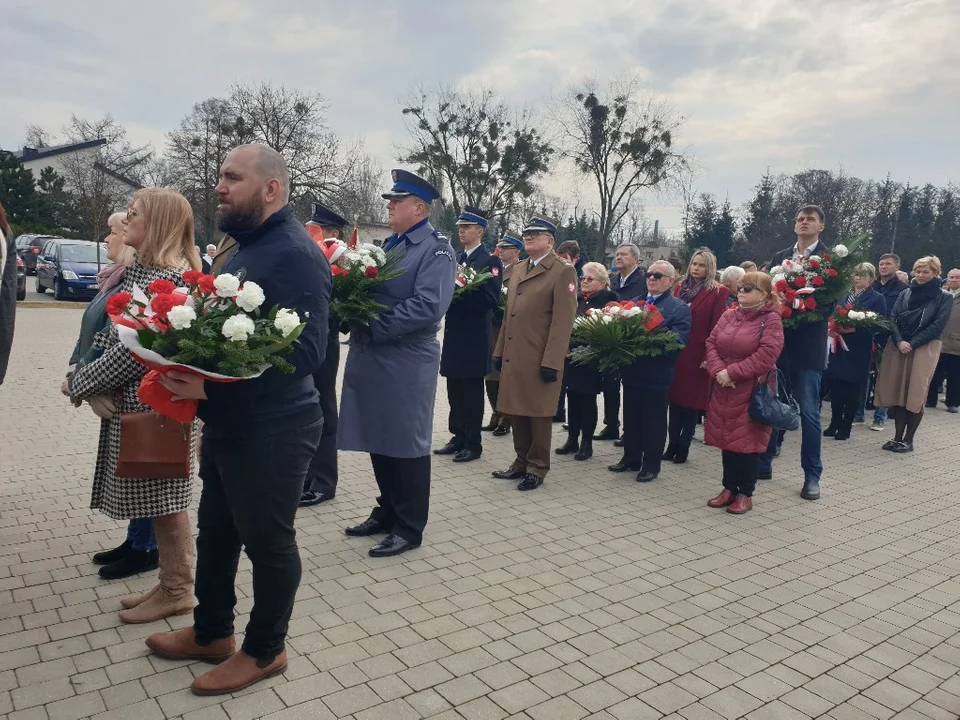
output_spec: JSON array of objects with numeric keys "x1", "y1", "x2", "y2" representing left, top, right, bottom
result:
[
  {"x1": 556, "y1": 384, "x2": 567, "y2": 418},
  {"x1": 622, "y1": 386, "x2": 668, "y2": 475},
  {"x1": 600, "y1": 371, "x2": 621, "y2": 429},
  {"x1": 447, "y1": 377, "x2": 485, "y2": 454},
  {"x1": 721, "y1": 451, "x2": 759, "y2": 497},
  {"x1": 827, "y1": 378, "x2": 859, "y2": 431},
  {"x1": 305, "y1": 335, "x2": 340, "y2": 495},
  {"x1": 194, "y1": 419, "x2": 322, "y2": 661},
  {"x1": 567, "y1": 391, "x2": 599, "y2": 441},
  {"x1": 928, "y1": 354, "x2": 960, "y2": 408},
  {"x1": 667, "y1": 404, "x2": 698, "y2": 452},
  {"x1": 369, "y1": 454, "x2": 431, "y2": 545}
]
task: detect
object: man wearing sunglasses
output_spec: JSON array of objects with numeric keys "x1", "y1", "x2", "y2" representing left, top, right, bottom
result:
[
  {"x1": 612, "y1": 261, "x2": 691, "y2": 483},
  {"x1": 760, "y1": 205, "x2": 831, "y2": 501}
]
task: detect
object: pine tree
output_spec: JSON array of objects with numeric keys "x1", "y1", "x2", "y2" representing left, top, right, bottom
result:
[{"x1": 0, "y1": 151, "x2": 38, "y2": 226}]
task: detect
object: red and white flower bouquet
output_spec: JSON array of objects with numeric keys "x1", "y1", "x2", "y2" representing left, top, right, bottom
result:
[
  {"x1": 568, "y1": 300, "x2": 683, "y2": 372},
  {"x1": 317, "y1": 237, "x2": 402, "y2": 325},
  {"x1": 108, "y1": 271, "x2": 306, "y2": 422}
]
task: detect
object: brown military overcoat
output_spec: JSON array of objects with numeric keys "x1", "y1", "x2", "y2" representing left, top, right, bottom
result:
[{"x1": 494, "y1": 252, "x2": 577, "y2": 417}]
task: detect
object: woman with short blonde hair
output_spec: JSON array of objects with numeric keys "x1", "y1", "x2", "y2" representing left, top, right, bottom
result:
[{"x1": 580, "y1": 261, "x2": 611, "y2": 288}]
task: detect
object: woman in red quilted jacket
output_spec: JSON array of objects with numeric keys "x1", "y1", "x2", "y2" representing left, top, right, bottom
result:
[{"x1": 703, "y1": 273, "x2": 784, "y2": 514}]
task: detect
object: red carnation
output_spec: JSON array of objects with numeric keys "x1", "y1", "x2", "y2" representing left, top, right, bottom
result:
[
  {"x1": 805, "y1": 297, "x2": 817, "y2": 310},
  {"x1": 364, "y1": 266, "x2": 380, "y2": 279},
  {"x1": 621, "y1": 300, "x2": 636, "y2": 310},
  {"x1": 781, "y1": 305, "x2": 793, "y2": 318},
  {"x1": 809, "y1": 259, "x2": 820, "y2": 269},
  {"x1": 150, "y1": 293, "x2": 178, "y2": 320},
  {"x1": 826, "y1": 268, "x2": 838, "y2": 278},
  {"x1": 845, "y1": 303, "x2": 853, "y2": 309},
  {"x1": 106, "y1": 291, "x2": 132, "y2": 317},
  {"x1": 605, "y1": 301, "x2": 619, "y2": 309},
  {"x1": 148, "y1": 279, "x2": 176, "y2": 296},
  {"x1": 822, "y1": 253, "x2": 832, "y2": 261},
  {"x1": 784, "y1": 289, "x2": 797, "y2": 301},
  {"x1": 811, "y1": 275, "x2": 824, "y2": 287},
  {"x1": 793, "y1": 276, "x2": 807, "y2": 288},
  {"x1": 182, "y1": 270, "x2": 203, "y2": 286},
  {"x1": 774, "y1": 279, "x2": 788, "y2": 292},
  {"x1": 838, "y1": 308, "x2": 849, "y2": 317},
  {"x1": 197, "y1": 275, "x2": 216, "y2": 294}
]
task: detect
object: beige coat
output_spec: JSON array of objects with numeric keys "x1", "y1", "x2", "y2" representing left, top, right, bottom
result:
[
  {"x1": 940, "y1": 293, "x2": 960, "y2": 355},
  {"x1": 486, "y1": 262, "x2": 516, "y2": 382},
  {"x1": 494, "y1": 252, "x2": 577, "y2": 417}
]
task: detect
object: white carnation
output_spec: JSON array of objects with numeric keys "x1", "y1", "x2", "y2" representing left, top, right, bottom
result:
[
  {"x1": 274, "y1": 308, "x2": 301, "y2": 336},
  {"x1": 770, "y1": 265, "x2": 783, "y2": 275},
  {"x1": 214, "y1": 273, "x2": 241, "y2": 298},
  {"x1": 222, "y1": 314, "x2": 255, "y2": 342},
  {"x1": 601, "y1": 315, "x2": 614, "y2": 323},
  {"x1": 167, "y1": 305, "x2": 196, "y2": 331},
  {"x1": 809, "y1": 255, "x2": 822, "y2": 263},
  {"x1": 344, "y1": 251, "x2": 362, "y2": 266},
  {"x1": 626, "y1": 307, "x2": 642, "y2": 317},
  {"x1": 772, "y1": 273, "x2": 786, "y2": 285},
  {"x1": 235, "y1": 282, "x2": 266, "y2": 312},
  {"x1": 848, "y1": 310, "x2": 865, "y2": 321},
  {"x1": 865, "y1": 311, "x2": 877, "y2": 319},
  {"x1": 607, "y1": 305, "x2": 621, "y2": 315},
  {"x1": 833, "y1": 244, "x2": 849, "y2": 258}
]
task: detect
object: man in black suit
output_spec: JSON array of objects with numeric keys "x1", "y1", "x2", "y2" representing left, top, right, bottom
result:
[
  {"x1": 759, "y1": 204, "x2": 831, "y2": 501},
  {"x1": 299, "y1": 202, "x2": 347, "y2": 507},
  {"x1": 594, "y1": 244, "x2": 647, "y2": 442},
  {"x1": 435, "y1": 207, "x2": 503, "y2": 462}
]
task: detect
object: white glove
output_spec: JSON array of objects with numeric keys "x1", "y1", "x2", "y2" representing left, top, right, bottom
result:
[{"x1": 88, "y1": 395, "x2": 117, "y2": 420}]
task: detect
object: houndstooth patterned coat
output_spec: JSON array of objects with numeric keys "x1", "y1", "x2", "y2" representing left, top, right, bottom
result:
[{"x1": 70, "y1": 262, "x2": 195, "y2": 520}]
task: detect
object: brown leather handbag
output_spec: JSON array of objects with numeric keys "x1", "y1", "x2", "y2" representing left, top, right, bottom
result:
[{"x1": 115, "y1": 412, "x2": 191, "y2": 479}]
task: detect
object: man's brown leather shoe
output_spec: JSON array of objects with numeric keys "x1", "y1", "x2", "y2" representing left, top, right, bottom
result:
[
  {"x1": 191, "y1": 649, "x2": 287, "y2": 696},
  {"x1": 145, "y1": 627, "x2": 235, "y2": 663}
]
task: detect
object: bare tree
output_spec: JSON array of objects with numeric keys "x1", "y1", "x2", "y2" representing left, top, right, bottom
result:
[
  {"x1": 62, "y1": 114, "x2": 153, "y2": 183},
  {"x1": 24, "y1": 124, "x2": 53, "y2": 148},
  {"x1": 554, "y1": 75, "x2": 690, "y2": 247}
]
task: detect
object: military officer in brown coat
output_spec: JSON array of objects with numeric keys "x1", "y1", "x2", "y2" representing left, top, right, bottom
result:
[
  {"x1": 491, "y1": 217, "x2": 578, "y2": 490},
  {"x1": 484, "y1": 235, "x2": 523, "y2": 436}
]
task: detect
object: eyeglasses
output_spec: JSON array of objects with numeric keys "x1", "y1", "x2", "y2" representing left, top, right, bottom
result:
[
  {"x1": 126, "y1": 208, "x2": 142, "y2": 221},
  {"x1": 737, "y1": 284, "x2": 757, "y2": 293},
  {"x1": 581, "y1": 276, "x2": 600, "y2": 283},
  {"x1": 648, "y1": 272, "x2": 672, "y2": 280}
]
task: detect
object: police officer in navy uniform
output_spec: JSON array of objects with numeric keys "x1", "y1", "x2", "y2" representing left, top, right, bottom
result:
[
  {"x1": 299, "y1": 202, "x2": 347, "y2": 507},
  {"x1": 338, "y1": 170, "x2": 456, "y2": 557},
  {"x1": 435, "y1": 207, "x2": 503, "y2": 462}
]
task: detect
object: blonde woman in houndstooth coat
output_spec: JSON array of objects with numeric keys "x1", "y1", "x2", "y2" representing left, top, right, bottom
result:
[{"x1": 68, "y1": 188, "x2": 201, "y2": 624}]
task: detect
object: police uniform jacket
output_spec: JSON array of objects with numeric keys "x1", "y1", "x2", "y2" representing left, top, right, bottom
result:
[
  {"x1": 440, "y1": 244, "x2": 503, "y2": 378},
  {"x1": 494, "y1": 252, "x2": 578, "y2": 417},
  {"x1": 485, "y1": 262, "x2": 515, "y2": 382},
  {"x1": 338, "y1": 219, "x2": 455, "y2": 457}
]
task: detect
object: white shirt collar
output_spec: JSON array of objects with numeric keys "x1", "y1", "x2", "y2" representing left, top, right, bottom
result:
[
  {"x1": 619, "y1": 268, "x2": 638, "y2": 285},
  {"x1": 529, "y1": 254, "x2": 548, "y2": 268},
  {"x1": 463, "y1": 244, "x2": 481, "y2": 259},
  {"x1": 792, "y1": 240, "x2": 820, "y2": 259}
]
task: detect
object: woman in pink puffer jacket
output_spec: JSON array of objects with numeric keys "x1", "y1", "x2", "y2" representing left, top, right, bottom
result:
[{"x1": 703, "y1": 272, "x2": 784, "y2": 514}]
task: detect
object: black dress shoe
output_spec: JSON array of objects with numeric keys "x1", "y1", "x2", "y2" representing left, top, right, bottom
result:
[
  {"x1": 636, "y1": 471, "x2": 658, "y2": 483},
  {"x1": 607, "y1": 461, "x2": 640, "y2": 473},
  {"x1": 433, "y1": 441, "x2": 460, "y2": 456},
  {"x1": 345, "y1": 518, "x2": 390, "y2": 537},
  {"x1": 575, "y1": 441, "x2": 593, "y2": 461},
  {"x1": 823, "y1": 425, "x2": 837, "y2": 437},
  {"x1": 672, "y1": 450, "x2": 688, "y2": 464},
  {"x1": 98, "y1": 549, "x2": 159, "y2": 580},
  {"x1": 492, "y1": 468, "x2": 524, "y2": 479},
  {"x1": 554, "y1": 436, "x2": 578, "y2": 455},
  {"x1": 757, "y1": 470, "x2": 772, "y2": 480},
  {"x1": 453, "y1": 449, "x2": 481, "y2": 463},
  {"x1": 369, "y1": 534, "x2": 419, "y2": 557},
  {"x1": 481, "y1": 416, "x2": 499, "y2": 431},
  {"x1": 800, "y1": 480, "x2": 820, "y2": 500},
  {"x1": 299, "y1": 490, "x2": 335, "y2": 507},
  {"x1": 593, "y1": 425, "x2": 619, "y2": 441},
  {"x1": 517, "y1": 474, "x2": 543, "y2": 491},
  {"x1": 93, "y1": 539, "x2": 132, "y2": 566},
  {"x1": 492, "y1": 426, "x2": 510, "y2": 437},
  {"x1": 562, "y1": 423, "x2": 570, "y2": 431},
  {"x1": 662, "y1": 444, "x2": 677, "y2": 461},
  {"x1": 613, "y1": 438, "x2": 625, "y2": 447}
]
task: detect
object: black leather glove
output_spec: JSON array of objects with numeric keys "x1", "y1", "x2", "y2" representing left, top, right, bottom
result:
[
  {"x1": 493, "y1": 357, "x2": 503, "y2": 372},
  {"x1": 540, "y1": 367, "x2": 558, "y2": 383}
]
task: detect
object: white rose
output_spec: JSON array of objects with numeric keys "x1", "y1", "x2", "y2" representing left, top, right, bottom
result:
[
  {"x1": 848, "y1": 311, "x2": 865, "y2": 321},
  {"x1": 222, "y1": 314, "x2": 255, "y2": 342},
  {"x1": 274, "y1": 308, "x2": 301, "y2": 337},
  {"x1": 235, "y1": 282, "x2": 266, "y2": 312},
  {"x1": 167, "y1": 305, "x2": 196, "y2": 331},
  {"x1": 834, "y1": 244, "x2": 849, "y2": 258},
  {"x1": 214, "y1": 273, "x2": 241, "y2": 298},
  {"x1": 607, "y1": 305, "x2": 621, "y2": 315}
]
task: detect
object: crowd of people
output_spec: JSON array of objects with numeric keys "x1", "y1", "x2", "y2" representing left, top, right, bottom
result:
[{"x1": 1, "y1": 147, "x2": 957, "y2": 698}]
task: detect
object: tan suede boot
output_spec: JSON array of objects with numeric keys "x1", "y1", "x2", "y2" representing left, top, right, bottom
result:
[
  {"x1": 119, "y1": 511, "x2": 195, "y2": 624},
  {"x1": 119, "y1": 584, "x2": 159, "y2": 609}
]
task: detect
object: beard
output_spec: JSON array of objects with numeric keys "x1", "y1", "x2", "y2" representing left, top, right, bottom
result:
[{"x1": 218, "y1": 196, "x2": 265, "y2": 235}]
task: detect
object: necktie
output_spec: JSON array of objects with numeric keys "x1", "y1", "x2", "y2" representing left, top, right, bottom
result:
[{"x1": 646, "y1": 295, "x2": 655, "y2": 304}]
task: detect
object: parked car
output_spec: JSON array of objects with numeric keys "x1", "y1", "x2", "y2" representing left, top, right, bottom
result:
[
  {"x1": 16, "y1": 255, "x2": 26, "y2": 301},
  {"x1": 16, "y1": 234, "x2": 61, "y2": 274},
  {"x1": 35, "y1": 239, "x2": 108, "y2": 301}
]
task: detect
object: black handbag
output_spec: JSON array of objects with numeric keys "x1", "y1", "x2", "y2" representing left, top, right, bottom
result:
[{"x1": 750, "y1": 369, "x2": 800, "y2": 431}]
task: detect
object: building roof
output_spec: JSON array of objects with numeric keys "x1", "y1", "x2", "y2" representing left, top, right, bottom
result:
[
  {"x1": 13, "y1": 139, "x2": 107, "y2": 162},
  {"x1": 93, "y1": 162, "x2": 142, "y2": 191}
]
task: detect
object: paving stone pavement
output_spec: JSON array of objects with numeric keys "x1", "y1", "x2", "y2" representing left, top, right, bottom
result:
[{"x1": 3, "y1": 306, "x2": 960, "y2": 720}]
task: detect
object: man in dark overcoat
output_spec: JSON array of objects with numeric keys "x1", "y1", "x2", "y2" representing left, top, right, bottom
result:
[{"x1": 484, "y1": 236, "x2": 522, "y2": 435}]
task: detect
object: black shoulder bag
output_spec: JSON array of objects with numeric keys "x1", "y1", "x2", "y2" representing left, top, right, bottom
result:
[{"x1": 748, "y1": 320, "x2": 801, "y2": 431}]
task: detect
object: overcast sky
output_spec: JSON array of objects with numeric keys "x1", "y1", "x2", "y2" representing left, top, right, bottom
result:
[{"x1": 2, "y1": 0, "x2": 958, "y2": 236}]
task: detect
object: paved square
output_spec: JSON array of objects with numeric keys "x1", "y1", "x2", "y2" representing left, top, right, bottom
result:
[{"x1": 3, "y1": 306, "x2": 960, "y2": 720}]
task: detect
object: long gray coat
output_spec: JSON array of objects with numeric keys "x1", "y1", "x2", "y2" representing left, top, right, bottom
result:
[{"x1": 338, "y1": 220, "x2": 455, "y2": 457}]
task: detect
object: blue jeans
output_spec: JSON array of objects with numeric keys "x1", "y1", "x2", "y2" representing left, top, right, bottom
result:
[
  {"x1": 759, "y1": 369, "x2": 823, "y2": 483},
  {"x1": 125, "y1": 518, "x2": 157, "y2": 552}
]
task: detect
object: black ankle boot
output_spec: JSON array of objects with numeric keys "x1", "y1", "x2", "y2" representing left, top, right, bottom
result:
[
  {"x1": 823, "y1": 423, "x2": 837, "y2": 437},
  {"x1": 575, "y1": 439, "x2": 593, "y2": 461},
  {"x1": 98, "y1": 548, "x2": 159, "y2": 580},
  {"x1": 662, "y1": 443, "x2": 678, "y2": 461},
  {"x1": 555, "y1": 435, "x2": 578, "y2": 455},
  {"x1": 672, "y1": 447, "x2": 689, "y2": 464},
  {"x1": 92, "y1": 539, "x2": 132, "y2": 566}
]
